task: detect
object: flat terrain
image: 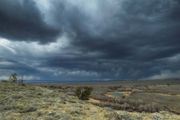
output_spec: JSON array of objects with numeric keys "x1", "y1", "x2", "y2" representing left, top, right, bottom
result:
[{"x1": 0, "y1": 80, "x2": 180, "y2": 120}]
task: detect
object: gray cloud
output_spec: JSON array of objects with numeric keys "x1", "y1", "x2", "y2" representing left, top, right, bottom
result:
[
  {"x1": 0, "y1": 0, "x2": 180, "y2": 81},
  {"x1": 0, "y1": 0, "x2": 60, "y2": 43}
]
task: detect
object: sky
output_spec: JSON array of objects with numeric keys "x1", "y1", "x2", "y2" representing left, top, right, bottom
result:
[{"x1": 0, "y1": 0, "x2": 180, "y2": 82}]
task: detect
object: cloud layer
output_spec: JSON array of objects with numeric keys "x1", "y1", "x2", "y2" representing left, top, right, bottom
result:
[{"x1": 0, "y1": 0, "x2": 180, "y2": 81}]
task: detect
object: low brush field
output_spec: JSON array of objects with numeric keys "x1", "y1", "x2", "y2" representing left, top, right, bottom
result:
[{"x1": 0, "y1": 80, "x2": 180, "y2": 120}]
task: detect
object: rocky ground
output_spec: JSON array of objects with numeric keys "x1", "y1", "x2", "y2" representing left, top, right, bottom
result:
[{"x1": 0, "y1": 82, "x2": 180, "y2": 120}]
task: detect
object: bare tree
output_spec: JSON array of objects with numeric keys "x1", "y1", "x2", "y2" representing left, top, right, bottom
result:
[{"x1": 9, "y1": 73, "x2": 17, "y2": 83}]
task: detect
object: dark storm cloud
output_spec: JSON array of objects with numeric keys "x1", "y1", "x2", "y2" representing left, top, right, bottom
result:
[
  {"x1": 47, "y1": 0, "x2": 180, "y2": 61},
  {"x1": 0, "y1": 58, "x2": 39, "y2": 74},
  {"x1": 0, "y1": 0, "x2": 180, "y2": 80},
  {"x1": 44, "y1": 0, "x2": 180, "y2": 80},
  {"x1": 0, "y1": 0, "x2": 59, "y2": 43}
]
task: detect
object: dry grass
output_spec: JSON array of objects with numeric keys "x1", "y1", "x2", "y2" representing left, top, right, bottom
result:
[
  {"x1": 90, "y1": 82, "x2": 180, "y2": 114},
  {"x1": 1, "y1": 80, "x2": 180, "y2": 120}
]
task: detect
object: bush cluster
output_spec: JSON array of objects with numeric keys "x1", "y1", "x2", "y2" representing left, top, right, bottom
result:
[{"x1": 75, "y1": 87, "x2": 93, "y2": 100}]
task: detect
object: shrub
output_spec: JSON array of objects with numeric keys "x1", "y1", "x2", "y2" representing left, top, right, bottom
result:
[{"x1": 75, "y1": 87, "x2": 93, "y2": 100}]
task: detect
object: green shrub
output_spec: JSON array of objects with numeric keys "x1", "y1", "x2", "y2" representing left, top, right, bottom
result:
[{"x1": 75, "y1": 87, "x2": 93, "y2": 100}]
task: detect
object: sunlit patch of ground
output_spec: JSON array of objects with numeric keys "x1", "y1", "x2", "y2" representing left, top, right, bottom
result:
[{"x1": 105, "y1": 91, "x2": 132, "y2": 98}]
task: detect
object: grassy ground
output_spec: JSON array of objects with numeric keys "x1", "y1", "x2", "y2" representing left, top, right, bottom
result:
[
  {"x1": 91, "y1": 83, "x2": 180, "y2": 114},
  {"x1": 0, "y1": 81, "x2": 180, "y2": 120}
]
